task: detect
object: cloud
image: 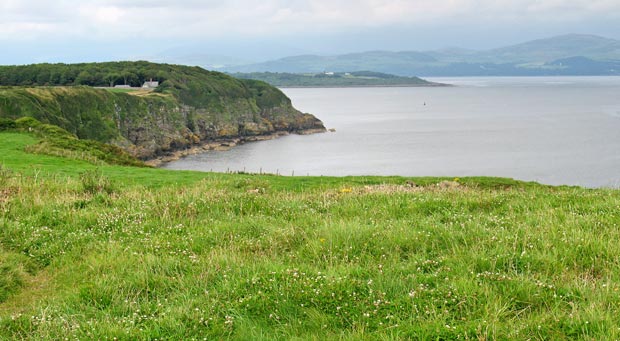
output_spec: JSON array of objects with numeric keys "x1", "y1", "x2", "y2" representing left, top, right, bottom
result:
[{"x1": 0, "y1": 0, "x2": 619, "y2": 40}]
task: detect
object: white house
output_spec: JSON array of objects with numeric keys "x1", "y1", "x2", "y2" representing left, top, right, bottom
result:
[{"x1": 142, "y1": 79, "x2": 159, "y2": 88}]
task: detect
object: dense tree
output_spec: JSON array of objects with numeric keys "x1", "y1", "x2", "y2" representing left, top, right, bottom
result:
[
  {"x1": 75, "y1": 71, "x2": 94, "y2": 86},
  {"x1": 104, "y1": 73, "x2": 120, "y2": 87},
  {"x1": 0, "y1": 62, "x2": 166, "y2": 88}
]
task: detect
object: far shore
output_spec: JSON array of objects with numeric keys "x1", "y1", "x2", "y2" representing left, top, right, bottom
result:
[{"x1": 277, "y1": 82, "x2": 451, "y2": 89}]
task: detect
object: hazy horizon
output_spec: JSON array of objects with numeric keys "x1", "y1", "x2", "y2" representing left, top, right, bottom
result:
[{"x1": 2, "y1": 1, "x2": 620, "y2": 65}]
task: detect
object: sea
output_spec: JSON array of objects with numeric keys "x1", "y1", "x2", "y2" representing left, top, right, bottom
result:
[{"x1": 162, "y1": 76, "x2": 620, "y2": 188}]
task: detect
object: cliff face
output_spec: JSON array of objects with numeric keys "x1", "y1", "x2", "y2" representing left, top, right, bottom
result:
[
  {"x1": 0, "y1": 63, "x2": 325, "y2": 159},
  {"x1": 114, "y1": 91, "x2": 324, "y2": 159}
]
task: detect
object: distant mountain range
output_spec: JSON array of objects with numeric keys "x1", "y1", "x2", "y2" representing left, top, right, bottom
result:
[{"x1": 221, "y1": 34, "x2": 620, "y2": 76}]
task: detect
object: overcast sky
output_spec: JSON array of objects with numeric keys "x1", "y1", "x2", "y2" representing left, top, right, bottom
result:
[{"x1": 2, "y1": 0, "x2": 620, "y2": 64}]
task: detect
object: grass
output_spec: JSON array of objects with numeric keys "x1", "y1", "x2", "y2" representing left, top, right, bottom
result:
[
  {"x1": 2, "y1": 119, "x2": 145, "y2": 168},
  {"x1": 101, "y1": 88, "x2": 156, "y2": 97},
  {"x1": 102, "y1": 88, "x2": 140, "y2": 93},
  {"x1": 1, "y1": 131, "x2": 619, "y2": 339}
]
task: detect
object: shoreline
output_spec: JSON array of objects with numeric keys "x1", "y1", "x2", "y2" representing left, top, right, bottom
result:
[
  {"x1": 278, "y1": 83, "x2": 451, "y2": 89},
  {"x1": 145, "y1": 128, "x2": 327, "y2": 167}
]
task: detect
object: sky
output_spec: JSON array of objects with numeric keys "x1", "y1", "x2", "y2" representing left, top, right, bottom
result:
[{"x1": 1, "y1": 0, "x2": 620, "y2": 65}]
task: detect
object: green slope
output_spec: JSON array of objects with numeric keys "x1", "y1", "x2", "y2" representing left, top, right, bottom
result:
[{"x1": 1, "y1": 132, "x2": 620, "y2": 339}]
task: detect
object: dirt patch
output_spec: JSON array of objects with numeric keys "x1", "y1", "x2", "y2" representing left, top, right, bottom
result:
[
  {"x1": 436, "y1": 180, "x2": 462, "y2": 190},
  {"x1": 0, "y1": 187, "x2": 19, "y2": 203},
  {"x1": 349, "y1": 180, "x2": 466, "y2": 195}
]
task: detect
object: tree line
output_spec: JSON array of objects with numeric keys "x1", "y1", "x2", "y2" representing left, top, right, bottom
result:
[
  {"x1": 0, "y1": 61, "x2": 289, "y2": 111},
  {"x1": 0, "y1": 61, "x2": 169, "y2": 87}
]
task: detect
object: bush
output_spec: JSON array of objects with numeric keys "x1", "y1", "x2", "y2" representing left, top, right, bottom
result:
[
  {"x1": 14, "y1": 116, "x2": 42, "y2": 130},
  {"x1": 80, "y1": 169, "x2": 115, "y2": 195},
  {"x1": 0, "y1": 118, "x2": 16, "y2": 131},
  {"x1": 37, "y1": 124, "x2": 76, "y2": 140}
]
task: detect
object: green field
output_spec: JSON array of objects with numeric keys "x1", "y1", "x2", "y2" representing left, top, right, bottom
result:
[{"x1": 1, "y1": 131, "x2": 619, "y2": 340}]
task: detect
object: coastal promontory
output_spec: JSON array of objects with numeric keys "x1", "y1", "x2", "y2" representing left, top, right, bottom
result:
[{"x1": 0, "y1": 61, "x2": 325, "y2": 160}]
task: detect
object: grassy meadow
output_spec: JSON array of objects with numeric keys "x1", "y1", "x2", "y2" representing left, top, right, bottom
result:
[{"x1": 1, "y1": 131, "x2": 620, "y2": 340}]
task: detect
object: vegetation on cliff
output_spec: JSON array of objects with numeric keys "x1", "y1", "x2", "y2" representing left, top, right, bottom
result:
[
  {"x1": 0, "y1": 117, "x2": 144, "y2": 167},
  {"x1": 231, "y1": 71, "x2": 445, "y2": 87},
  {"x1": 0, "y1": 62, "x2": 325, "y2": 159},
  {"x1": 1, "y1": 131, "x2": 620, "y2": 339}
]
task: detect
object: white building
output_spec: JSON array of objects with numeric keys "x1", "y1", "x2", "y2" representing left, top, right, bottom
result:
[{"x1": 142, "y1": 80, "x2": 159, "y2": 88}]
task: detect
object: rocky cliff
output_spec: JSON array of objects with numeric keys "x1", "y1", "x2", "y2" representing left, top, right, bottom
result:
[{"x1": 0, "y1": 62, "x2": 325, "y2": 159}]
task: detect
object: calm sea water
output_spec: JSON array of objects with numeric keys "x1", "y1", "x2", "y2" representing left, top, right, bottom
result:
[{"x1": 163, "y1": 77, "x2": 620, "y2": 188}]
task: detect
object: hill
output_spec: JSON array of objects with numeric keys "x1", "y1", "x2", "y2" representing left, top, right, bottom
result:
[
  {"x1": 224, "y1": 34, "x2": 620, "y2": 76},
  {"x1": 479, "y1": 34, "x2": 620, "y2": 63},
  {"x1": 225, "y1": 51, "x2": 441, "y2": 75},
  {"x1": 0, "y1": 62, "x2": 325, "y2": 159},
  {"x1": 231, "y1": 71, "x2": 447, "y2": 87},
  {"x1": 1, "y1": 131, "x2": 620, "y2": 339}
]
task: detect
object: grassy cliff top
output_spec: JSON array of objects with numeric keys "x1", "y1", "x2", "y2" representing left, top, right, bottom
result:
[
  {"x1": 0, "y1": 61, "x2": 292, "y2": 109},
  {"x1": 1, "y1": 131, "x2": 619, "y2": 339}
]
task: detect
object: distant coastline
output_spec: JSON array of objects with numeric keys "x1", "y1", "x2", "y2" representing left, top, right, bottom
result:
[
  {"x1": 231, "y1": 71, "x2": 448, "y2": 88},
  {"x1": 278, "y1": 83, "x2": 451, "y2": 88}
]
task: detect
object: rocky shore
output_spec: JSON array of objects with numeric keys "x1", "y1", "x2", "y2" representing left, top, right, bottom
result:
[{"x1": 145, "y1": 128, "x2": 326, "y2": 167}]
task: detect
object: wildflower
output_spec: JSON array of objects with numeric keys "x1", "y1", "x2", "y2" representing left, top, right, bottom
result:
[
  {"x1": 340, "y1": 187, "x2": 352, "y2": 193},
  {"x1": 224, "y1": 315, "x2": 234, "y2": 327}
]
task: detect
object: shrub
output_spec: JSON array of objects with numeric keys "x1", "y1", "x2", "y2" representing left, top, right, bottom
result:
[
  {"x1": 14, "y1": 116, "x2": 42, "y2": 130},
  {"x1": 37, "y1": 124, "x2": 76, "y2": 140},
  {"x1": 80, "y1": 169, "x2": 115, "y2": 195},
  {"x1": 0, "y1": 118, "x2": 16, "y2": 131}
]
